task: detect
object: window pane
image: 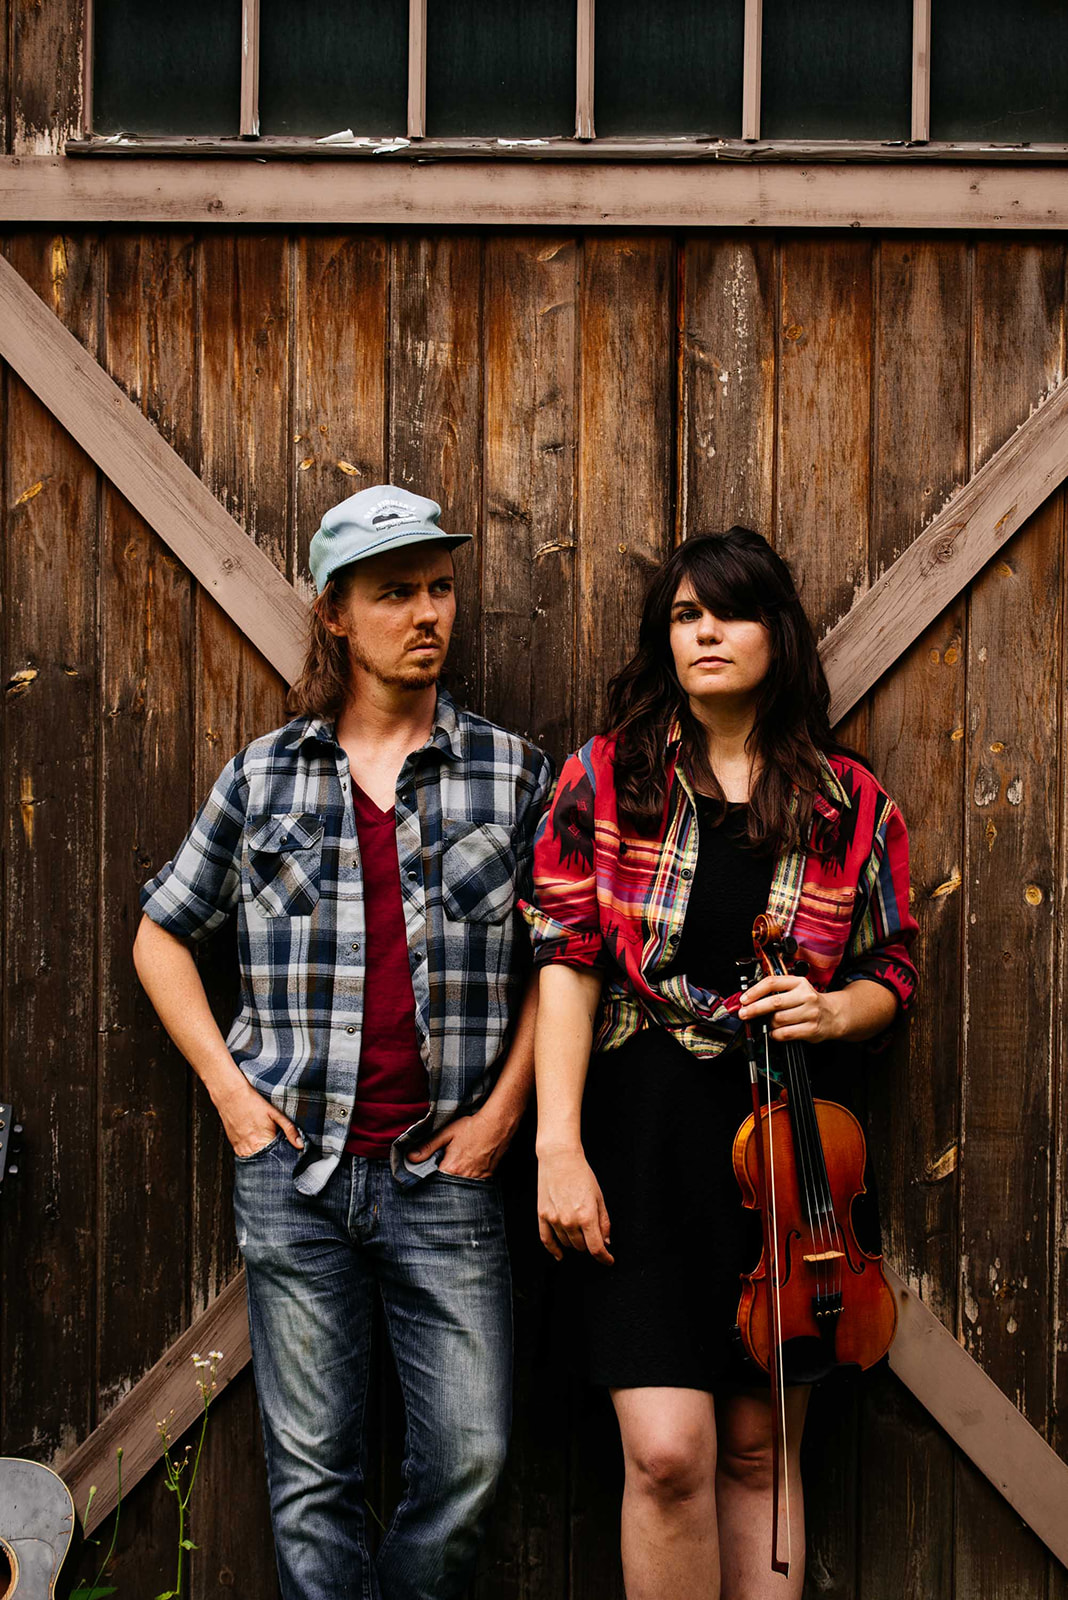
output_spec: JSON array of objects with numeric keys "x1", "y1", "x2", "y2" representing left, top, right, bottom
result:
[
  {"x1": 426, "y1": 0, "x2": 575, "y2": 137},
  {"x1": 93, "y1": 0, "x2": 240, "y2": 136},
  {"x1": 931, "y1": 0, "x2": 1068, "y2": 142},
  {"x1": 260, "y1": 0, "x2": 407, "y2": 137},
  {"x1": 595, "y1": 1, "x2": 743, "y2": 138},
  {"x1": 761, "y1": 0, "x2": 911, "y2": 140}
]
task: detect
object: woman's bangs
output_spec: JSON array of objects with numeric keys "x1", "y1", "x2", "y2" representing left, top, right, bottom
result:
[{"x1": 680, "y1": 548, "x2": 770, "y2": 623}]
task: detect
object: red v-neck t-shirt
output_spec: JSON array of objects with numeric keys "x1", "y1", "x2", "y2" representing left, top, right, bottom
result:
[{"x1": 345, "y1": 783, "x2": 429, "y2": 1158}]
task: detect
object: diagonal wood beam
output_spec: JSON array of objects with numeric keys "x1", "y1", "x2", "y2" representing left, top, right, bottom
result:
[
  {"x1": 61, "y1": 1274, "x2": 251, "y2": 1535},
  {"x1": 0, "y1": 251, "x2": 306, "y2": 685},
  {"x1": 823, "y1": 377, "x2": 1068, "y2": 723}
]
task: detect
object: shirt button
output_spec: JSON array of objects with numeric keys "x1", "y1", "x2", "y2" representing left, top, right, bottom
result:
[
  {"x1": 346, "y1": 1025, "x2": 357, "y2": 1035},
  {"x1": 351, "y1": 942, "x2": 360, "y2": 952},
  {"x1": 681, "y1": 869, "x2": 693, "y2": 880},
  {"x1": 412, "y1": 950, "x2": 423, "y2": 964},
  {"x1": 407, "y1": 870, "x2": 418, "y2": 881}
]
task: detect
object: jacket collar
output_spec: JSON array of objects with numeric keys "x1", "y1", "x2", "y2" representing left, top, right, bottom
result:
[{"x1": 281, "y1": 687, "x2": 464, "y2": 763}]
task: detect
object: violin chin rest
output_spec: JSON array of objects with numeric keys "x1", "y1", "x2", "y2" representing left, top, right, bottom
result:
[{"x1": 780, "y1": 1338, "x2": 862, "y2": 1386}]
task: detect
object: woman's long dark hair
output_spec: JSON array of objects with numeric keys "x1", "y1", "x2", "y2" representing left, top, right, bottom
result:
[{"x1": 606, "y1": 529, "x2": 835, "y2": 853}]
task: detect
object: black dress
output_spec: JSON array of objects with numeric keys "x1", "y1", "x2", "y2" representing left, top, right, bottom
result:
[{"x1": 573, "y1": 796, "x2": 877, "y2": 1391}]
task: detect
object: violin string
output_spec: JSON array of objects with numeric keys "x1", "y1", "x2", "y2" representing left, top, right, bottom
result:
[
  {"x1": 790, "y1": 1034, "x2": 843, "y2": 1309},
  {"x1": 785, "y1": 1036, "x2": 831, "y2": 1309}
]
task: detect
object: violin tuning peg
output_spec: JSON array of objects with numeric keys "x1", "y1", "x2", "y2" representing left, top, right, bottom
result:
[
  {"x1": 782, "y1": 935, "x2": 798, "y2": 961},
  {"x1": 793, "y1": 960, "x2": 810, "y2": 978}
]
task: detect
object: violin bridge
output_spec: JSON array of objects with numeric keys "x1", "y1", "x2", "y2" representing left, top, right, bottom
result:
[{"x1": 802, "y1": 1249, "x2": 846, "y2": 1263}]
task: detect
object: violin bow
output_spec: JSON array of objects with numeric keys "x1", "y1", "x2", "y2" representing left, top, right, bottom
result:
[{"x1": 740, "y1": 964, "x2": 792, "y2": 1577}]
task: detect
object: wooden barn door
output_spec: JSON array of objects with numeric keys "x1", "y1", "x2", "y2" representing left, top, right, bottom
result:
[{"x1": 1, "y1": 227, "x2": 1067, "y2": 1599}]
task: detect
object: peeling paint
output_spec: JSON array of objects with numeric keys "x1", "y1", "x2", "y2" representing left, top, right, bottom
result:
[
  {"x1": 20, "y1": 774, "x2": 37, "y2": 849},
  {"x1": 973, "y1": 768, "x2": 1000, "y2": 807},
  {"x1": 931, "y1": 869, "x2": 962, "y2": 899},
  {"x1": 13, "y1": 479, "x2": 48, "y2": 508},
  {"x1": 1006, "y1": 777, "x2": 1023, "y2": 805}
]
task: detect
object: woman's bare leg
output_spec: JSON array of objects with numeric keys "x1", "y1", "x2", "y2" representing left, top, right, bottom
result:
[
  {"x1": 611, "y1": 1386, "x2": 719, "y2": 1600},
  {"x1": 715, "y1": 1386, "x2": 810, "y2": 1600}
]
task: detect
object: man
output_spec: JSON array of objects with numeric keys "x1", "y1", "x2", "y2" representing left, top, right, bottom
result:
[{"x1": 133, "y1": 485, "x2": 552, "y2": 1600}]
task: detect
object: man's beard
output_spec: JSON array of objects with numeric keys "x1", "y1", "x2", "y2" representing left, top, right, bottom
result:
[{"x1": 348, "y1": 634, "x2": 443, "y2": 691}]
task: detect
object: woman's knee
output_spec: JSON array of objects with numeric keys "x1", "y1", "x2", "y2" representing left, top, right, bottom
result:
[
  {"x1": 716, "y1": 1435, "x2": 776, "y2": 1495},
  {"x1": 624, "y1": 1432, "x2": 714, "y2": 1506}
]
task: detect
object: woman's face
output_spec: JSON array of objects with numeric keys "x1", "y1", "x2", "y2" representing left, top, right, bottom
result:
[{"x1": 668, "y1": 582, "x2": 773, "y2": 707}]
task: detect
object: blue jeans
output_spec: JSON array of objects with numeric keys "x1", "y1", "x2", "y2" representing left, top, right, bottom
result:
[{"x1": 233, "y1": 1136, "x2": 512, "y2": 1600}]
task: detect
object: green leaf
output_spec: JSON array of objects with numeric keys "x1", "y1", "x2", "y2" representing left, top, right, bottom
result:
[
  {"x1": 70, "y1": 1588, "x2": 118, "y2": 1599},
  {"x1": 155, "y1": 1590, "x2": 177, "y2": 1599},
  {"x1": 180, "y1": 1537, "x2": 198, "y2": 1550}
]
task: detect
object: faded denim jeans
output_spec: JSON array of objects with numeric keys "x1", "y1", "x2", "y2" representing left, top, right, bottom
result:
[{"x1": 233, "y1": 1136, "x2": 512, "y2": 1600}]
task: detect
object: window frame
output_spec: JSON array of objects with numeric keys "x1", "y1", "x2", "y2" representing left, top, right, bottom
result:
[{"x1": 71, "y1": 0, "x2": 1068, "y2": 160}]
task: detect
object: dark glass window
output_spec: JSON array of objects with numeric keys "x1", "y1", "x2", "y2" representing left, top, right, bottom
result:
[
  {"x1": 595, "y1": 0, "x2": 744, "y2": 137},
  {"x1": 760, "y1": 0, "x2": 911, "y2": 140},
  {"x1": 931, "y1": 0, "x2": 1068, "y2": 142},
  {"x1": 93, "y1": 0, "x2": 241, "y2": 136},
  {"x1": 259, "y1": 0, "x2": 408, "y2": 137},
  {"x1": 426, "y1": 0, "x2": 576, "y2": 137}
]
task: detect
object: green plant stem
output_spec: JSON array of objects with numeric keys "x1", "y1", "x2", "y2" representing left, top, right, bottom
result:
[{"x1": 89, "y1": 1450, "x2": 123, "y2": 1592}]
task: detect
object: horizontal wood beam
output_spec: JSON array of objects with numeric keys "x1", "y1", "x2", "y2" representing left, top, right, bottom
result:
[
  {"x1": 0, "y1": 251, "x2": 306, "y2": 685},
  {"x1": 5, "y1": 155, "x2": 1068, "y2": 228},
  {"x1": 887, "y1": 1268, "x2": 1068, "y2": 1568},
  {"x1": 822, "y1": 377, "x2": 1068, "y2": 723},
  {"x1": 61, "y1": 1273, "x2": 251, "y2": 1536}
]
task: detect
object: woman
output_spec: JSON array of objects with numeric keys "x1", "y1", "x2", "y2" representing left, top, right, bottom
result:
[{"x1": 524, "y1": 529, "x2": 917, "y2": 1600}]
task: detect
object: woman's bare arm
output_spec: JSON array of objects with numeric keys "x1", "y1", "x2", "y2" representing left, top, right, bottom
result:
[{"x1": 534, "y1": 962, "x2": 614, "y2": 1265}]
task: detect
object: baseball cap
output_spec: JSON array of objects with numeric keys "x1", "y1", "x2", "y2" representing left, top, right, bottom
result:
[{"x1": 309, "y1": 484, "x2": 471, "y2": 594}]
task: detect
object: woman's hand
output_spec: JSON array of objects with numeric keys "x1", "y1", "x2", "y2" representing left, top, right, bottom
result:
[
  {"x1": 537, "y1": 1147, "x2": 614, "y2": 1266},
  {"x1": 737, "y1": 972, "x2": 842, "y2": 1043},
  {"x1": 737, "y1": 972, "x2": 898, "y2": 1044}
]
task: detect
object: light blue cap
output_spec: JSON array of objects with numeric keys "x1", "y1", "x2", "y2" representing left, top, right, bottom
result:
[{"x1": 309, "y1": 484, "x2": 471, "y2": 594}]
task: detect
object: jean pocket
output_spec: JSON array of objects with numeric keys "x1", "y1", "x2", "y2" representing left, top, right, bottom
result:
[
  {"x1": 234, "y1": 1129, "x2": 286, "y2": 1164},
  {"x1": 244, "y1": 812, "x2": 324, "y2": 917},
  {"x1": 433, "y1": 1166, "x2": 495, "y2": 1188}
]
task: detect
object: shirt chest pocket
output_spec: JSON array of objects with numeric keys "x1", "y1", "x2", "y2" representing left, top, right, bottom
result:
[
  {"x1": 441, "y1": 820, "x2": 516, "y2": 925},
  {"x1": 244, "y1": 812, "x2": 325, "y2": 918}
]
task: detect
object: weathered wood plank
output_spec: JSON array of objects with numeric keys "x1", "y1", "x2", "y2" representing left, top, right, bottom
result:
[
  {"x1": 63, "y1": 1274, "x2": 251, "y2": 1535},
  {"x1": 574, "y1": 236, "x2": 674, "y2": 745},
  {"x1": 680, "y1": 235, "x2": 777, "y2": 541},
  {"x1": 10, "y1": 156, "x2": 1068, "y2": 229},
  {"x1": 1, "y1": 232, "x2": 101, "y2": 1470},
  {"x1": 190, "y1": 230, "x2": 291, "y2": 1599},
  {"x1": 570, "y1": 234, "x2": 674, "y2": 1595},
  {"x1": 292, "y1": 234, "x2": 389, "y2": 581},
  {"x1": 389, "y1": 235, "x2": 484, "y2": 710},
  {"x1": 955, "y1": 238, "x2": 1065, "y2": 1600},
  {"x1": 475, "y1": 234, "x2": 578, "y2": 1598},
  {"x1": 0, "y1": 250, "x2": 306, "y2": 685},
  {"x1": 10, "y1": 0, "x2": 84, "y2": 154},
  {"x1": 777, "y1": 237, "x2": 873, "y2": 1600},
  {"x1": 481, "y1": 232, "x2": 578, "y2": 758},
  {"x1": 860, "y1": 236, "x2": 971, "y2": 1600},
  {"x1": 575, "y1": 0, "x2": 595, "y2": 140},
  {"x1": 91, "y1": 229, "x2": 198, "y2": 1590}
]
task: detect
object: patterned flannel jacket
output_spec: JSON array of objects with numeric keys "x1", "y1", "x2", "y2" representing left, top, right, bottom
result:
[
  {"x1": 522, "y1": 729, "x2": 917, "y2": 1059},
  {"x1": 141, "y1": 690, "x2": 553, "y2": 1193}
]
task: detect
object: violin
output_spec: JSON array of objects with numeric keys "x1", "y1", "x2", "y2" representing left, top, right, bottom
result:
[{"x1": 732, "y1": 913, "x2": 898, "y2": 1574}]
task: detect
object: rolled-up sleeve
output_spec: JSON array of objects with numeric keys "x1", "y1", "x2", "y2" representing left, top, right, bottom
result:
[
  {"x1": 139, "y1": 756, "x2": 247, "y2": 943},
  {"x1": 840, "y1": 799, "x2": 918, "y2": 1012},
  {"x1": 520, "y1": 748, "x2": 604, "y2": 971}
]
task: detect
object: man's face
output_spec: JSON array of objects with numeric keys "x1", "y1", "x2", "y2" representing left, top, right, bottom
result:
[{"x1": 326, "y1": 543, "x2": 457, "y2": 692}]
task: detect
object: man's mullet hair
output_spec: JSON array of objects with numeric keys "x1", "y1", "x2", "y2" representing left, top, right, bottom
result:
[{"x1": 287, "y1": 563, "x2": 359, "y2": 720}]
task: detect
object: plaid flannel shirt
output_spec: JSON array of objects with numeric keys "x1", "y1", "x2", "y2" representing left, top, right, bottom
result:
[
  {"x1": 141, "y1": 690, "x2": 553, "y2": 1193},
  {"x1": 522, "y1": 728, "x2": 917, "y2": 1060}
]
